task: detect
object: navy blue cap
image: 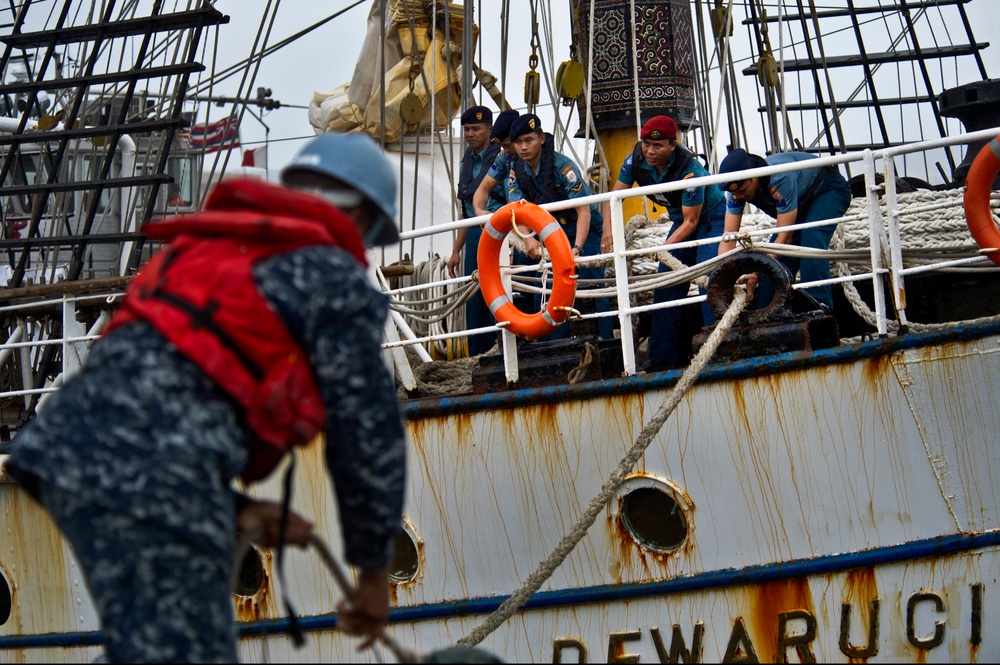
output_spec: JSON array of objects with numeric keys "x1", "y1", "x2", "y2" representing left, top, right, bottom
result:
[
  {"x1": 490, "y1": 110, "x2": 519, "y2": 143},
  {"x1": 461, "y1": 106, "x2": 492, "y2": 126},
  {"x1": 509, "y1": 113, "x2": 542, "y2": 141},
  {"x1": 717, "y1": 148, "x2": 753, "y2": 192}
]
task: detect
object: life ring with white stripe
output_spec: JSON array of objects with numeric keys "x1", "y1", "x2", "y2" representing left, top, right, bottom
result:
[
  {"x1": 476, "y1": 200, "x2": 577, "y2": 340},
  {"x1": 964, "y1": 135, "x2": 1000, "y2": 266}
]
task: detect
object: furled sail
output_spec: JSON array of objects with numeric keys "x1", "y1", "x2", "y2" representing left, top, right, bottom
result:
[{"x1": 308, "y1": 0, "x2": 474, "y2": 142}]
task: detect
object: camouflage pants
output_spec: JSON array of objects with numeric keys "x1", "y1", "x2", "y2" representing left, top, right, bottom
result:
[{"x1": 41, "y1": 487, "x2": 239, "y2": 663}]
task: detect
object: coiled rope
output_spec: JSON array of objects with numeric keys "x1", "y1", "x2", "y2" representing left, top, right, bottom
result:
[
  {"x1": 387, "y1": 256, "x2": 472, "y2": 359},
  {"x1": 457, "y1": 285, "x2": 750, "y2": 647}
]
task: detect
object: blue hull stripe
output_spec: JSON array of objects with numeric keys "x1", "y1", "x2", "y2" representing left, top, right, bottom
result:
[
  {"x1": 4, "y1": 528, "x2": 1000, "y2": 649},
  {"x1": 403, "y1": 318, "x2": 1000, "y2": 420}
]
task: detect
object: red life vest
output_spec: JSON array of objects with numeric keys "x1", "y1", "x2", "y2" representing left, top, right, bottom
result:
[{"x1": 107, "y1": 178, "x2": 369, "y2": 482}]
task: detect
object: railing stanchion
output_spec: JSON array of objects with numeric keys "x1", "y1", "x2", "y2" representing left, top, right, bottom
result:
[
  {"x1": 863, "y1": 149, "x2": 890, "y2": 337},
  {"x1": 610, "y1": 195, "x2": 636, "y2": 375},
  {"x1": 884, "y1": 157, "x2": 909, "y2": 329}
]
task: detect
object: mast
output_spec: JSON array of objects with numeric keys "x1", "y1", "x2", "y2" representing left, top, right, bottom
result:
[{"x1": 572, "y1": 0, "x2": 700, "y2": 221}]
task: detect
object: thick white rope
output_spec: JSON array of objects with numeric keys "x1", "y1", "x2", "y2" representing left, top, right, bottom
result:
[{"x1": 457, "y1": 286, "x2": 749, "y2": 647}]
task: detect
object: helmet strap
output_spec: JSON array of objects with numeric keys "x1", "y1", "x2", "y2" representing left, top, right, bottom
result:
[{"x1": 363, "y1": 216, "x2": 386, "y2": 248}]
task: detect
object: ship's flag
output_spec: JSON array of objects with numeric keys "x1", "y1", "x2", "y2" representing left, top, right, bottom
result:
[
  {"x1": 183, "y1": 117, "x2": 240, "y2": 153},
  {"x1": 242, "y1": 146, "x2": 267, "y2": 169}
]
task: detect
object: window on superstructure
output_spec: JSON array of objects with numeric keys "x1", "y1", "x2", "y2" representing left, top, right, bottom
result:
[{"x1": 79, "y1": 155, "x2": 110, "y2": 214}]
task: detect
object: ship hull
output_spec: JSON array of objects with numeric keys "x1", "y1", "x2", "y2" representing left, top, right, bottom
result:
[{"x1": 3, "y1": 321, "x2": 1000, "y2": 662}]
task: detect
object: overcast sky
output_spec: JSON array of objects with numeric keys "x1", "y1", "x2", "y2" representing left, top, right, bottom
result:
[{"x1": 206, "y1": 1, "x2": 1000, "y2": 179}]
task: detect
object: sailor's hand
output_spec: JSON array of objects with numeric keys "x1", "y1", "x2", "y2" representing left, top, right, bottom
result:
[
  {"x1": 447, "y1": 250, "x2": 461, "y2": 278},
  {"x1": 237, "y1": 500, "x2": 314, "y2": 548},
  {"x1": 735, "y1": 273, "x2": 759, "y2": 300},
  {"x1": 524, "y1": 237, "x2": 542, "y2": 260},
  {"x1": 337, "y1": 566, "x2": 391, "y2": 650},
  {"x1": 601, "y1": 229, "x2": 613, "y2": 253}
]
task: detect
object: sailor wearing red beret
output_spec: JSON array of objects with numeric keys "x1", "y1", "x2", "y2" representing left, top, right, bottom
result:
[
  {"x1": 601, "y1": 115, "x2": 726, "y2": 373},
  {"x1": 640, "y1": 115, "x2": 678, "y2": 141}
]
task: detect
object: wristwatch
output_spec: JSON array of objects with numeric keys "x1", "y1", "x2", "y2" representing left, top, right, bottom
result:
[{"x1": 573, "y1": 245, "x2": 584, "y2": 254}]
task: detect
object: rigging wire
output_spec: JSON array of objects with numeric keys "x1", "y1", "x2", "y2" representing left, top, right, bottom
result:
[
  {"x1": 803, "y1": 0, "x2": 847, "y2": 157},
  {"x1": 776, "y1": 0, "x2": 789, "y2": 151},
  {"x1": 689, "y1": 1, "x2": 715, "y2": 160},
  {"x1": 185, "y1": 0, "x2": 368, "y2": 97},
  {"x1": 528, "y1": 0, "x2": 585, "y2": 167},
  {"x1": 628, "y1": 0, "x2": 641, "y2": 141}
]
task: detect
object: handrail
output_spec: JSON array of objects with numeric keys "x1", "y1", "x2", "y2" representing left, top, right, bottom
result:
[
  {"x1": 397, "y1": 126, "x2": 1000, "y2": 242},
  {"x1": 1, "y1": 128, "x2": 998, "y2": 400}
]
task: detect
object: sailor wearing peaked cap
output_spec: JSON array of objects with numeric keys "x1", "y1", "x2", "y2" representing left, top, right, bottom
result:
[
  {"x1": 716, "y1": 147, "x2": 758, "y2": 192},
  {"x1": 452, "y1": 105, "x2": 504, "y2": 355},
  {"x1": 489, "y1": 109, "x2": 520, "y2": 145},
  {"x1": 504, "y1": 111, "x2": 614, "y2": 341},
  {"x1": 460, "y1": 105, "x2": 493, "y2": 126}
]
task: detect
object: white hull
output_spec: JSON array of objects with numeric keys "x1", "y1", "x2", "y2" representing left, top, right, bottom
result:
[{"x1": 4, "y1": 325, "x2": 1000, "y2": 662}]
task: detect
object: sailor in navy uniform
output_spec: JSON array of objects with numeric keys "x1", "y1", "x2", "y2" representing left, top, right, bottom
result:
[
  {"x1": 716, "y1": 148, "x2": 852, "y2": 310},
  {"x1": 504, "y1": 114, "x2": 613, "y2": 340},
  {"x1": 449, "y1": 105, "x2": 501, "y2": 356},
  {"x1": 602, "y1": 115, "x2": 726, "y2": 372}
]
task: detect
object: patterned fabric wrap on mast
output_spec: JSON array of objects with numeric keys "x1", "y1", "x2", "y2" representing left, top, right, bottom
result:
[{"x1": 571, "y1": 0, "x2": 696, "y2": 131}]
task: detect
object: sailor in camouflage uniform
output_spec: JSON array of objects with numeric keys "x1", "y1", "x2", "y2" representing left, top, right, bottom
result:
[{"x1": 6, "y1": 133, "x2": 407, "y2": 663}]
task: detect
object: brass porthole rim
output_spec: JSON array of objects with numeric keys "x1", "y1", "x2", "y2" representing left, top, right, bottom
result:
[{"x1": 611, "y1": 474, "x2": 694, "y2": 555}]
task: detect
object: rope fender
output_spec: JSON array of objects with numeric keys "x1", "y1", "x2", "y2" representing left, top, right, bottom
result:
[
  {"x1": 477, "y1": 200, "x2": 577, "y2": 340},
  {"x1": 964, "y1": 135, "x2": 1000, "y2": 266}
]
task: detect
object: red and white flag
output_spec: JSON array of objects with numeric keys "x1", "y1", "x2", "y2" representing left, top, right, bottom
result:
[
  {"x1": 241, "y1": 146, "x2": 267, "y2": 169},
  {"x1": 181, "y1": 117, "x2": 240, "y2": 153}
]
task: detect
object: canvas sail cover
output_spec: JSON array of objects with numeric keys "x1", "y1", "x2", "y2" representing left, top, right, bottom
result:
[{"x1": 308, "y1": 1, "x2": 474, "y2": 142}]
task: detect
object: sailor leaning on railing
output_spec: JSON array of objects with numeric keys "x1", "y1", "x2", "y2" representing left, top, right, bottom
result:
[{"x1": 715, "y1": 147, "x2": 853, "y2": 310}]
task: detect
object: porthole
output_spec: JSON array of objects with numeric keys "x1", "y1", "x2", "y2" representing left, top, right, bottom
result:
[
  {"x1": 389, "y1": 517, "x2": 422, "y2": 583},
  {"x1": 0, "y1": 564, "x2": 11, "y2": 626},
  {"x1": 614, "y1": 476, "x2": 692, "y2": 554},
  {"x1": 232, "y1": 547, "x2": 265, "y2": 597}
]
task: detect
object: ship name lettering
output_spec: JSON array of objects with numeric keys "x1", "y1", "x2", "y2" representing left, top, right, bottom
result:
[
  {"x1": 839, "y1": 599, "x2": 879, "y2": 658},
  {"x1": 906, "y1": 591, "x2": 946, "y2": 649},
  {"x1": 550, "y1": 584, "x2": 982, "y2": 662}
]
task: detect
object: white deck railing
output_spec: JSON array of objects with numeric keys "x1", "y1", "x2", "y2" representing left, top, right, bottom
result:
[{"x1": 1, "y1": 127, "x2": 999, "y2": 401}]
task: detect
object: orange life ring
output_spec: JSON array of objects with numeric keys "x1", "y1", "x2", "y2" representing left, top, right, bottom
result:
[
  {"x1": 476, "y1": 200, "x2": 577, "y2": 340},
  {"x1": 964, "y1": 135, "x2": 1000, "y2": 266}
]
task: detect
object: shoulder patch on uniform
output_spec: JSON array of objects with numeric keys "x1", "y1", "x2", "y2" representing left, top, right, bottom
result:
[
  {"x1": 562, "y1": 165, "x2": 578, "y2": 184},
  {"x1": 683, "y1": 172, "x2": 695, "y2": 179},
  {"x1": 770, "y1": 186, "x2": 783, "y2": 202}
]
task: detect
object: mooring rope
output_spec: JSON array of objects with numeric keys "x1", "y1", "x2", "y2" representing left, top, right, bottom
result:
[
  {"x1": 232, "y1": 528, "x2": 420, "y2": 663},
  {"x1": 457, "y1": 285, "x2": 750, "y2": 648}
]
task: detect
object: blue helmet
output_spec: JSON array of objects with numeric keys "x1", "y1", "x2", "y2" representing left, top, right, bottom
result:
[{"x1": 281, "y1": 132, "x2": 400, "y2": 246}]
